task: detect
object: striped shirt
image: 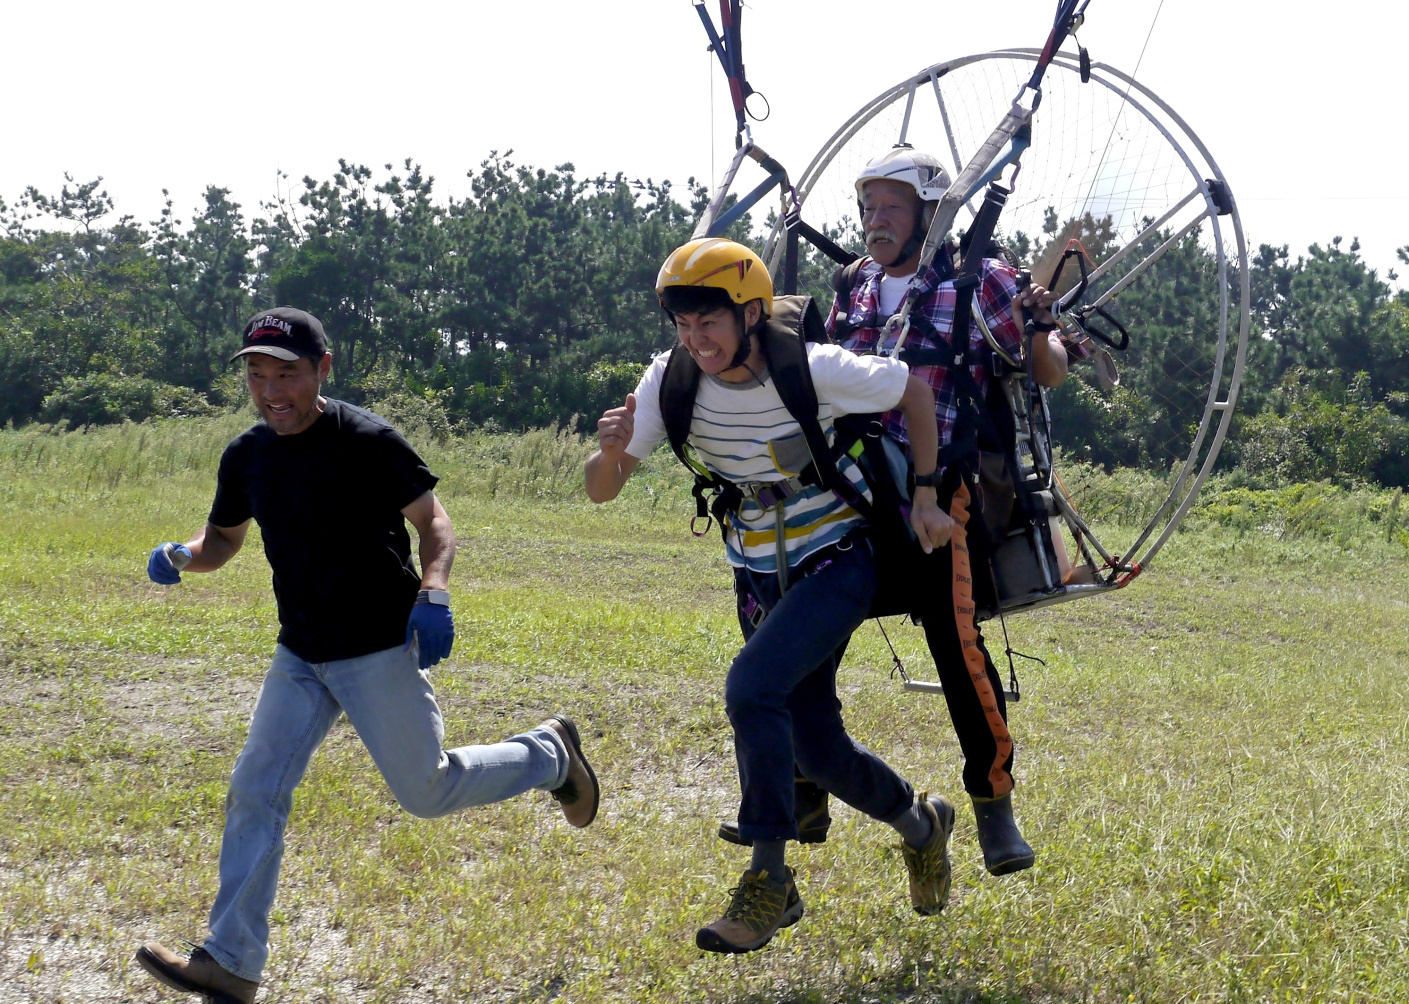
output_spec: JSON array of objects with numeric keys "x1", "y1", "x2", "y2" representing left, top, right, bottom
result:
[{"x1": 627, "y1": 343, "x2": 910, "y2": 573}]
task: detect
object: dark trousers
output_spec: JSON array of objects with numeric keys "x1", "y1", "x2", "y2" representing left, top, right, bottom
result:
[
  {"x1": 914, "y1": 467, "x2": 1015, "y2": 799},
  {"x1": 728, "y1": 541, "x2": 914, "y2": 844}
]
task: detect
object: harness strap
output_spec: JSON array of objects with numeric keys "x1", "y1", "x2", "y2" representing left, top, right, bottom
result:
[
  {"x1": 737, "y1": 475, "x2": 810, "y2": 510},
  {"x1": 694, "y1": 1, "x2": 752, "y2": 138}
]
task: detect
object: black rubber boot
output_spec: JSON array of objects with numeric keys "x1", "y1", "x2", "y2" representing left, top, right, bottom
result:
[
  {"x1": 971, "y1": 794, "x2": 1035, "y2": 875},
  {"x1": 718, "y1": 775, "x2": 831, "y2": 846}
]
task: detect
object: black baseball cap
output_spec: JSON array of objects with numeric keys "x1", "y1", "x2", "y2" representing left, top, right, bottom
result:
[{"x1": 231, "y1": 307, "x2": 330, "y2": 363}]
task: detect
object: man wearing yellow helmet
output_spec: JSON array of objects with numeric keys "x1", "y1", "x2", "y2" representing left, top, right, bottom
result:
[
  {"x1": 587, "y1": 237, "x2": 959, "y2": 954},
  {"x1": 828, "y1": 145, "x2": 1086, "y2": 877}
]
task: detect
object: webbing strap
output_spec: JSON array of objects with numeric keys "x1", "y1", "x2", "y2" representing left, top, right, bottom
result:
[
  {"x1": 1032, "y1": 0, "x2": 1092, "y2": 89},
  {"x1": 886, "y1": 0, "x2": 1093, "y2": 354},
  {"x1": 959, "y1": 184, "x2": 1011, "y2": 270},
  {"x1": 694, "y1": 1, "x2": 753, "y2": 139},
  {"x1": 937, "y1": 181, "x2": 1016, "y2": 472},
  {"x1": 789, "y1": 215, "x2": 858, "y2": 268}
]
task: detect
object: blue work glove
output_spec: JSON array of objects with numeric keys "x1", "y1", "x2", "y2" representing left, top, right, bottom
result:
[
  {"x1": 147, "y1": 542, "x2": 192, "y2": 585},
  {"x1": 406, "y1": 594, "x2": 454, "y2": 669}
]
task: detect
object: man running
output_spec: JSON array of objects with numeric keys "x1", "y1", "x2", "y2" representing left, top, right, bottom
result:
[
  {"x1": 827, "y1": 146, "x2": 1080, "y2": 876},
  {"x1": 135, "y1": 307, "x2": 600, "y2": 1003},
  {"x1": 587, "y1": 238, "x2": 957, "y2": 955}
]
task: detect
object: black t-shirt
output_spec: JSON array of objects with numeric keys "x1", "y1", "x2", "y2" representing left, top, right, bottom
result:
[{"x1": 209, "y1": 399, "x2": 439, "y2": 662}]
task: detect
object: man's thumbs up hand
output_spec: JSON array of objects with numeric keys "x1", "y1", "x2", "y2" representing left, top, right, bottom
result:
[{"x1": 597, "y1": 393, "x2": 637, "y2": 458}]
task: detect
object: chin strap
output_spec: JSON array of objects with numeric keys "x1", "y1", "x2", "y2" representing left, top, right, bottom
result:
[
  {"x1": 727, "y1": 310, "x2": 763, "y2": 370},
  {"x1": 727, "y1": 330, "x2": 753, "y2": 370}
]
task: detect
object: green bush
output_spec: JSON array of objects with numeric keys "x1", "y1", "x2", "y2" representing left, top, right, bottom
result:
[
  {"x1": 39, "y1": 373, "x2": 218, "y2": 427},
  {"x1": 556, "y1": 358, "x2": 648, "y2": 434},
  {"x1": 367, "y1": 387, "x2": 458, "y2": 444},
  {"x1": 1233, "y1": 369, "x2": 1409, "y2": 488}
]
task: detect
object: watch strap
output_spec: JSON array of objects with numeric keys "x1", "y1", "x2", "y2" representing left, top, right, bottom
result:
[{"x1": 417, "y1": 589, "x2": 451, "y2": 607}]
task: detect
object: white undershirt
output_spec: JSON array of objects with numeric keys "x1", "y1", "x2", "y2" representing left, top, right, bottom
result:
[{"x1": 877, "y1": 269, "x2": 917, "y2": 318}]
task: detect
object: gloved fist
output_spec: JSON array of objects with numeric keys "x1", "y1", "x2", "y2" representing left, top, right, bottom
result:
[
  {"x1": 148, "y1": 543, "x2": 192, "y2": 585},
  {"x1": 405, "y1": 596, "x2": 454, "y2": 669}
]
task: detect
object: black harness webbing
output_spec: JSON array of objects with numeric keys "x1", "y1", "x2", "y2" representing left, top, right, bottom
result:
[
  {"x1": 659, "y1": 295, "x2": 922, "y2": 614},
  {"x1": 660, "y1": 296, "x2": 876, "y2": 535}
]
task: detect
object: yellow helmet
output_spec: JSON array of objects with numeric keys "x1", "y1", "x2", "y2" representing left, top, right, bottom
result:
[{"x1": 656, "y1": 238, "x2": 773, "y2": 318}]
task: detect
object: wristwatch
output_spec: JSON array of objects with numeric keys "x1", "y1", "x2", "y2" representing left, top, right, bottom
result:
[
  {"x1": 417, "y1": 589, "x2": 451, "y2": 606},
  {"x1": 913, "y1": 471, "x2": 941, "y2": 488}
]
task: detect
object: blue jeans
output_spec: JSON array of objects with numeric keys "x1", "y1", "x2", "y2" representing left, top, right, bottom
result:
[
  {"x1": 204, "y1": 644, "x2": 569, "y2": 981},
  {"x1": 729, "y1": 540, "x2": 915, "y2": 844}
]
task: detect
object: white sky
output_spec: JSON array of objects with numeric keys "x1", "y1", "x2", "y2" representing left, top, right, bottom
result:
[{"x1": 4, "y1": 0, "x2": 1405, "y2": 281}]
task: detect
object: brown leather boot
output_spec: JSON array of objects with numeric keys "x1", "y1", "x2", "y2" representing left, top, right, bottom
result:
[
  {"x1": 541, "y1": 715, "x2": 600, "y2": 827},
  {"x1": 134, "y1": 942, "x2": 258, "y2": 1003}
]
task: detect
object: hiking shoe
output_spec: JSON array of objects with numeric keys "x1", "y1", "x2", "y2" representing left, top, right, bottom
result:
[
  {"x1": 695, "y1": 867, "x2": 805, "y2": 954},
  {"x1": 718, "y1": 776, "x2": 831, "y2": 846},
  {"x1": 542, "y1": 715, "x2": 600, "y2": 827},
  {"x1": 972, "y1": 794, "x2": 1035, "y2": 876},
  {"x1": 901, "y1": 793, "x2": 956, "y2": 916},
  {"x1": 134, "y1": 942, "x2": 258, "y2": 1003}
]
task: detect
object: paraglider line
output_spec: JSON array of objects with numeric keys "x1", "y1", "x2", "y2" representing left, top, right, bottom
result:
[{"x1": 1078, "y1": 0, "x2": 1166, "y2": 222}]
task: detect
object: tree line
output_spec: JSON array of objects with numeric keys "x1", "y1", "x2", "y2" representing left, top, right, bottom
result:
[{"x1": 2, "y1": 156, "x2": 1407, "y2": 487}]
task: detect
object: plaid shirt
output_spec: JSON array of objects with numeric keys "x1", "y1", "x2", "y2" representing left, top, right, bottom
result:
[{"x1": 827, "y1": 249, "x2": 1027, "y2": 448}]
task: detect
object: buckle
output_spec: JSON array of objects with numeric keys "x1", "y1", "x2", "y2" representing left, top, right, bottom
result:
[{"x1": 749, "y1": 479, "x2": 800, "y2": 509}]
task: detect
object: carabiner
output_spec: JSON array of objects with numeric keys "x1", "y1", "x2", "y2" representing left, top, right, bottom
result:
[{"x1": 882, "y1": 314, "x2": 912, "y2": 358}]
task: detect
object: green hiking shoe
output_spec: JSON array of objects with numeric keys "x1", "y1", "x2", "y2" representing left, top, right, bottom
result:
[
  {"x1": 695, "y1": 867, "x2": 805, "y2": 954},
  {"x1": 901, "y1": 793, "x2": 956, "y2": 916},
  {"x1": 718, "y1": 776, "x2": 831, "y2": 846}
]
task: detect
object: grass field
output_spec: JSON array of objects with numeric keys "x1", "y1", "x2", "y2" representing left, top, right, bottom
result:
[{"x1": 2, "y1": 416, "x2": 1408, "y2": 1003}]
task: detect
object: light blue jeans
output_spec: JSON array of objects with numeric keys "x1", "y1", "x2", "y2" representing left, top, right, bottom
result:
[{"x1": 203, "y1": 644, "x2": 569, "y2": 981}]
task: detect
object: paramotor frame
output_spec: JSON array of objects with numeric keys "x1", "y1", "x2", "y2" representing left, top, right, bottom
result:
[{"x1": 752, "y1": 47, "x2": 1251, "y2": 616}]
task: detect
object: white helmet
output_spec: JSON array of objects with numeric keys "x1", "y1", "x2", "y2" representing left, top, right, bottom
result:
[{"x1": 854, "y1": 146, "x2": 951, "y2": 203}]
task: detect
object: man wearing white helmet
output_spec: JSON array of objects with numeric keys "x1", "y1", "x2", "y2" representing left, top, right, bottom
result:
[{"x1": 824, "y1": 144, "x2": 1084, "y2": 877}]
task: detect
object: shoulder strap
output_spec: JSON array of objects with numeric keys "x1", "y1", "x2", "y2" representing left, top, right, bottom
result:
[
  {"x1": 948, "y1": 183, "x2": 1011, "y2": 360},
  {"x1": 757, "y1": 298, "x2": 834, "y2": 479},
  {"x1": 660, "y1": 305, "x2": 830, "y2": 475},
  {"x1": 658, "y1": 298, "x2": 875, "y2": 528},
  {"x1": 659, "y1": 344, "x2": 740, "y2": 534},
  {"x1": 827, "y1": 257, "x2": 871, "y2": 341},
  {"x1": 659, "y1": 344, "x2": 702, "y2": 466},
  {"x1": 933, "y1": 183, "x2": 1017, "y2": 465},
  {"x1": 769, "y1": 292, "x2": 832, "y2": 345},
  {"x1": 757, "y1": 297, "x2": 875, "y2": 520}
]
